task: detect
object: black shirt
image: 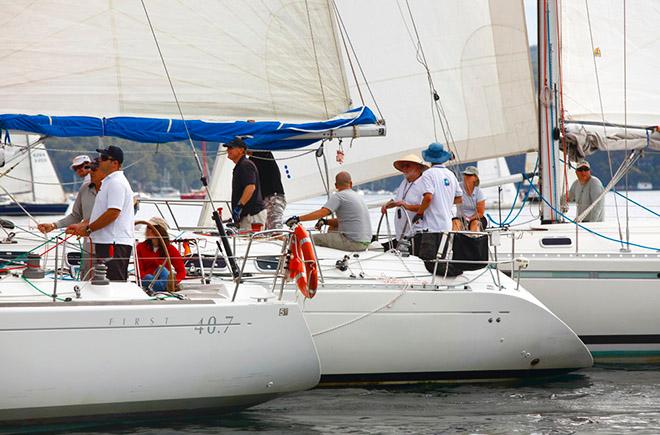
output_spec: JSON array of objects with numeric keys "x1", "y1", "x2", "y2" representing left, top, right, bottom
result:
[
  {"x1": 249, "y1": 151, "x2": 285, "y2": 198},
  {"x1": 232, "y1": 156, "x2": 264, "y2": 217}
]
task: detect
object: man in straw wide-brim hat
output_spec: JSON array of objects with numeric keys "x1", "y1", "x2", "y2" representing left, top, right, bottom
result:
[{"x1": 381, "y1": 154, "x2": 429, "y2": 244}]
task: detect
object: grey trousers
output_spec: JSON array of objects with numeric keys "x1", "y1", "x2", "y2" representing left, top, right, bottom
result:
[{"x1": 312, "y1": 232, "x2": 369, "y2": 252}]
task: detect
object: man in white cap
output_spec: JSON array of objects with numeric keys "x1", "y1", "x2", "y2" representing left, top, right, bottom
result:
[
  {"x1": 381, "y1": 154, "x2": 428, "y2": 244},
  {"x1": 411, "y1": 142, "x2": 462, "y2": 273},
  {"x1": 568, "y1": 160, "x2": 605, "y2": 222},
  {"x1": 38, "y1": 158, "x2": 106, "y2": 279},
  {"x1": 70, "y1": 154, "x2": 92, "y2": 183},
  {"x1": 37, "y1": 154, "x2": 94, "y2": 235}
]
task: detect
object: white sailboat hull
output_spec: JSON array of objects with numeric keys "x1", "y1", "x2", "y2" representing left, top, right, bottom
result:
[
  {"x1": 498, "y1": 221, "x2": 660, "y2": 363},
  {"x1": 0, "y1": 280, "x2": 320, "y2": 422},
  {"x1": 226, "y1": 241, "x2": 592, "y2": 383},
  {"x1": 291, "y1": 285, "x2": 593, "y2": 384}
]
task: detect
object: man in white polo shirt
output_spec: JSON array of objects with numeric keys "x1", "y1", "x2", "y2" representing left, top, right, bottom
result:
[
  {"x1": 412, "y1": 142, "x2": 462, "y2": 274},
  {"x1": 67, "y1": 145, "x2": 135, "y2": 281}
]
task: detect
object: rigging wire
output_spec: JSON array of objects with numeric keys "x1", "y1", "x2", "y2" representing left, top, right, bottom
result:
[
  {"x1": 139, "y1": 0, "x2": 239, "y2": 278},
  {"x1": 304, "y1": 0, "x2": 329, "y2": 119},
  {"x1": 583, "y1": 0, "x2": 625, "y2": 247},
  {"x1": 401, "y1": 0, "x2": 460, "y2": 170},
  {"x1": 330, "y1": 0, "x2": 384, "y2": 120}
]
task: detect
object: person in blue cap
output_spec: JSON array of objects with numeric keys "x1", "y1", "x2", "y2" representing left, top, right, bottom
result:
[{"x1": 411, "y1": 142, "x2": 463, "y2": 273}]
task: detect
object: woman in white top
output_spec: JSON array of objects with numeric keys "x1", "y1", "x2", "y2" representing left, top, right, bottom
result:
[{"x1": 455, "y1": 166, "x2": 487, "y2": 231}]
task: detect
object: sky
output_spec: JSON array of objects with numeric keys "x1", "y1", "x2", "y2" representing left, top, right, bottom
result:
[{"x1": 524, "y1": 0, "x2": 537, "y2": 46}]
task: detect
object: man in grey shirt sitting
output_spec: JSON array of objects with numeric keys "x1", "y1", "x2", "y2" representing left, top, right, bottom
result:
[
  {"x1": 286, "y1": 171, "x2": 372, "y2": 251},
  {"x1": 568, "y1": 160, "x2": 605, "y2": 222}
]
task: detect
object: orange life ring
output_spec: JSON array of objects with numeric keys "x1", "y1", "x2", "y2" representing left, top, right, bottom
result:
[
  {"x1": 288, "y1": 236, "x2": 308, "y2": 296},
  {"x1": 288, "y1": 224, "x2": 318, "y2": 298}
]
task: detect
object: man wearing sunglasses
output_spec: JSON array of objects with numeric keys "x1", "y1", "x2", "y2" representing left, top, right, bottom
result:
[
  {"x1": 68, "y1": 145, "x2": 135, "y2": 281},
  {"x1": 568, "y1": 160, "x2": 605, "y2": 222}
]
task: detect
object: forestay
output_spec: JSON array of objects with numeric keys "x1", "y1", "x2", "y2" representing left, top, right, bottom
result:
[
  {"x1": 560, "y1": 0, "x2": 660, "y2": 156},
  {"x1": 228, "y1": 0, "x2": 538, "y2": 204}
]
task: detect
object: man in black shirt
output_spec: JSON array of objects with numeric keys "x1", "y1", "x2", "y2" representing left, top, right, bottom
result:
[
  {"x1": 224, "y1": 138, "x2": 266, "y2": 230},
  {"x1": 249, "y1": 151, "x2": 287, "y2": 229}
]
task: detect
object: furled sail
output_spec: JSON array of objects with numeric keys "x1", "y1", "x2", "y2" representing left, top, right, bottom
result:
[
  {"x1": 560, "y1": 0, "x2": 660, "y2": 157},
  {"x1": 239, "y1": 0, "x2": 538, "y2": 203}
]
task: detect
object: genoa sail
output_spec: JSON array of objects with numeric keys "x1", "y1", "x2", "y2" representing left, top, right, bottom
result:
[{"x1": 267, "y1": 0, "x2": 537, "y2": 202}]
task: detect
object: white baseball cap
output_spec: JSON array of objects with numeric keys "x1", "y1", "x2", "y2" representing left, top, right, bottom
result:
[{"x1": 70, "y1": 154, "x2": 92, "y2": 170}]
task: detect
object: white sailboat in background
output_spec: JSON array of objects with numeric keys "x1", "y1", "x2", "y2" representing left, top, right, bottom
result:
[
  {"x1": 496, "y1": 0, "x2": 660, "y2": 363},
  {"x1": 0, "y1": 135, "x2": 68, "y2": 215}
]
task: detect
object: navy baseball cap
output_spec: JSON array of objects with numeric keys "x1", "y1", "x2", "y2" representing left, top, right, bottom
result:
[
  {"x1": 222, "y1": 138, "x2": 248, "y2": 149},
  {"x1": 96, "y1": 145, "x2": 124, "y2": 164}
]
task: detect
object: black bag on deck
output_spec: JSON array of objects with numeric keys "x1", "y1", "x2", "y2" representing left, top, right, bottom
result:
[
  {"x1": 450, "y1": 233, "x2": 489, "y2": 271},
  {"x1": 413, "y1": 232, "x2": 489, "y2": 277}
]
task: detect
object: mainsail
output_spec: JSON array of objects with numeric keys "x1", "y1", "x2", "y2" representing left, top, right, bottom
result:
[
  {"x1": 560, "y1": 0, "x2": 660, "y2": 157},
  {"x1": 0, "y1": 0, "x2": 350, "y2": 122}
]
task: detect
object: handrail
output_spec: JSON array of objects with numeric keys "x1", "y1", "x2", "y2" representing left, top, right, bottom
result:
[{"x1": 231, "y1": 228, "x2": 293, "y2": 302}]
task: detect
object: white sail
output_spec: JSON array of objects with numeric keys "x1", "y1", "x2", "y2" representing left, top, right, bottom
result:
[
  {"x1": 0, "y1": 0, "x2": 349, "y2": 122},
  {"x1": 204, "y1": 0, "x2": 538, "y2": 211},
  {"x1": 561, "y1": 0, "x2": 660, "y2": 125},
  {"x1": 0, "y1": 136, "x2": 66, "y2": 204},
  {"x1": 560, "y1": 0, "x2": 660, "y2": 155}
]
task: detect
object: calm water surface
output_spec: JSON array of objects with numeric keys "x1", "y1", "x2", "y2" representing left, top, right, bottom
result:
[{"x1": 6, "y1": 367, "x2": 659, "y2": 434}]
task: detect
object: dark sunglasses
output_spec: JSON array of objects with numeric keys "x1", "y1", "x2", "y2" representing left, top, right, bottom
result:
[
  {"x1": 73, "y1": 164, "x2": 89, "y2": 171},
  {"x1": 576, "y1": 167, "x2": 590, "y2": 172},
  {"x1": 100, "y1": 155, "x2": 114, "y2": 161}
]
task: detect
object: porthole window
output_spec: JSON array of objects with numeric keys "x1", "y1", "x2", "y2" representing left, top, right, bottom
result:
[{"x1": 540, "y1": 237, "x2": 573, "y2": 248}]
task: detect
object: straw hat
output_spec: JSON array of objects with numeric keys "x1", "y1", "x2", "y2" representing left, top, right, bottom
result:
[
  {"x1": 148, "y1": 217, "x2": 169, "y2": 233},
  {"x1": 393, "y1": 154, "x2": 429, "y2": 172}
]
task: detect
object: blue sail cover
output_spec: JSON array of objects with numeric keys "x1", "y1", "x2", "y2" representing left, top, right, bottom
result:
[{"x1": 0, "y1": 107, "x2": 377, "y2": 151}]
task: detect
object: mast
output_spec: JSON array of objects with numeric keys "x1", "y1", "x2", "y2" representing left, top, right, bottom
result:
[{"x1": 538, "y1": 0, "x2": 563, "y2": 223}]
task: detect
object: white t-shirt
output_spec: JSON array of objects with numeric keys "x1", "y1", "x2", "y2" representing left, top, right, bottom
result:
[
  {"x1": 416, "y1": 165, "x2": 462, "y2": 232},
  {"x1": 89, "y1": 170, "x2": 135, "y2": 245},
  {"x1": 393, "y1": 177, "x2": 425, "y2": 239}
]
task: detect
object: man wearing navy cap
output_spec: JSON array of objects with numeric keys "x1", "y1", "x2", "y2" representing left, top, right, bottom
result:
[
  {"x1": 224, "y1": 138, "x2": 266, "y2": 230},
  {"x1": 68, "y1": 145, "x2": 135, "y2": 281}
]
